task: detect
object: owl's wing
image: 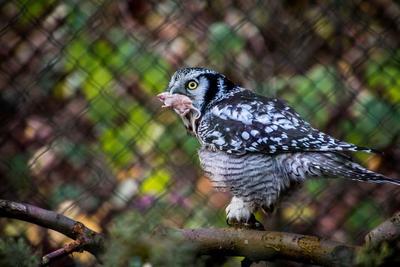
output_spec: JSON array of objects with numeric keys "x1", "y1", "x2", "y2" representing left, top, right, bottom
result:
[{"x1": 197, "y1": 90, "x2": 375, "y2": 154}]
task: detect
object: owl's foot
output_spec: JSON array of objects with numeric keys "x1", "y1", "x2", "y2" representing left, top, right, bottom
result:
[
  {"x1": 226, "y1": 196, "x2": 252, "y2": 224},
  {"x1": 247, "y1": 214, "x2": 265, "y2": 230},
  {"x1": 226, "y1": 197, "x2": 264, "y2": 230}
]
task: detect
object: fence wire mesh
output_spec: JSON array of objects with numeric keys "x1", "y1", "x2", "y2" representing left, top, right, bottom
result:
[{"x1": 1, "y1": 0, "x2": 400, "y2": 266}]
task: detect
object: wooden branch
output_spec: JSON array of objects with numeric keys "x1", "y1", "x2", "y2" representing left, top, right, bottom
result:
[
  {"x1": 1, "y1": 199, "x2": 399, "y2": 266},
  {"x1": 42, "y1": 240, "x2": 81, "y2": 265},
  {"x1": 171, "y1": 228, "x2": 357, "y2": 266},
  {"x1": 365, "y1": 212, "x2": 400, "y2": 247},
  {"x1": 0, "y1": 199, "x2": 105, "y2": 265}
]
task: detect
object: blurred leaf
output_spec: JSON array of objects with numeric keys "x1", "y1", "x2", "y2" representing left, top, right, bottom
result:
[
  {"x1": 141, "y1": 169, "x2": 170, "y2": 195},
  {"x1": 366, "y1": 50, "x2": 400, "y2": 104},
  {"x1": 209, "y1": 22, "x2": 245, "y2": 62},
  {"x1": 5, "y1": 155, "x2": 32, "y2": 198},
  {"x1": 282, "y1": 205, "x2": 315, "y2": 223},
  {"x1": 99, "y1": 127, "x2": 135, "y2": 168},
  {"x1": 278, "y1": 65, "x2": 339, "y2": 126},
  {"x1": 83, "y1": 66, "x2": 113, "y2": 99},
  {"x1": 344, "y1": 93, "x2": 400, "y2": 148},
  {"x1": 65, "y1": 1, "x2": 98, "y2": 31},
  {"x1": 356, "y1": 242, "x2": 398, "y2": 267},
  {"x1": 345, "y1": 200, "x2": 383, "y2": 232},
  {"x1": 16, "y1": 0, "x2": 57, "y2": 25},
  {"x1": 132, "y1": 52, "x2": 171, "y2": 93},
  {"x1": 313, "y1": 16, "x2": 334, "y2": 39},
  {"x1": 0, "y1": 237, "x2": 39, "y2": 267},
  {"x1": 50, "y1": 184, "x2": 84, "y2": 206},
  {"x1": 182, "y1": 138, "x2": 199, "y2": 156},
  {"x1": 305, "y1": 179, "x2": 328, "y2": 198},
  {"x1": 103, "y1": 210, "x2": 205, "y2": 267}
]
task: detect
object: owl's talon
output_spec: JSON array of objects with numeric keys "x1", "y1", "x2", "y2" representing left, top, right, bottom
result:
[
  {"x1": 226, "y1": 199, "x2": 265, "y2": 230},
  {"x1": 226, "y1": 217, "x2": 264, "y2": 230},
  {"x1": 247, "y1": 214, "x2": 265, "y2": 230},
  {"x1": 226, "y1": 218, "x2": 246, "y2": 228},
  {"x1": 225, "y1": 196, "x2": 255, "y2": 228}
]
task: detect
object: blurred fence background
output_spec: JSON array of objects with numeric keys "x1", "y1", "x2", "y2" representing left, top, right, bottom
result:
[{"x1": 1, "y1": 0, "x2": 400, "y2": 266}]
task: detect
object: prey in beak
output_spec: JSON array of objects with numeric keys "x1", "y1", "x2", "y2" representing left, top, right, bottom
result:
[{"x1": 157, "y1": 92, "x2": 201, "y2": 134}]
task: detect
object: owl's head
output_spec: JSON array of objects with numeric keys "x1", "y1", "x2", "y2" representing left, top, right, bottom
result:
[{"x1": 166, "y1": 67, "x2": 236, "y2": 112}]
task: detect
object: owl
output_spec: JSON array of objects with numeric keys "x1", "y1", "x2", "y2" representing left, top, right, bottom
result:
[{"x1": 159, "y1": 67, "x2": 399, "y2": 226}]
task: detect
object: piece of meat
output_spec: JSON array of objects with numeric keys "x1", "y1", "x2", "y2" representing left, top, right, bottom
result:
[
  {"x1": 157, "y1": 92, "x2": 193, "y2": 116},
  {"x1": 157, "y1": 92, "x2": 201, "y2": 133},
  {"x1": 157, "y1": 92, "x2": 200, "y2": 118}
]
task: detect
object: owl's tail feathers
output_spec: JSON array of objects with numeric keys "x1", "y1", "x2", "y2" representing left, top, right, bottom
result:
[
  {"x1": 366, "y1": 175, "x2": 400, "y2": 186},
  {"x1": 349, "y1": 169, "x2": 400, "y2": 185},
  {"x1": 319, "y1": 153, "x2": 400, "y2": 186}
]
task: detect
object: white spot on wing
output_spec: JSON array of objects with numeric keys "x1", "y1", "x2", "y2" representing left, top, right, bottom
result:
[
  {"x1": 265, "y1": 126, "x2": 274, "y2": 133},
  {"x1": 255, "y1": 114, "x2": 270, "y2": 124},
  {"x1": 241, "y1": 131, "x2": 250, "y2": 140},
  {"x1": 250, "y1": 130, "x2": 259, "y2": 136},
  {"x1": 212, "y1": 105, "x2": 253, "y2": 125}
]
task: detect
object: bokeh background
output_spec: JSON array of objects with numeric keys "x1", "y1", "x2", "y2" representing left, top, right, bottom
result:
[{"x1": 1, "y1": 0, "x2": 400, "y2": 266}]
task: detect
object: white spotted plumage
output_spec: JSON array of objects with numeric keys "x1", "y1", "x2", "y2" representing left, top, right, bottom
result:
[
  {"x1": 163, "y1": 67, "x2": 400, "y2": 224},
  {"x1": 197, "y1": 93, "x2": 374, "y2": 154}
]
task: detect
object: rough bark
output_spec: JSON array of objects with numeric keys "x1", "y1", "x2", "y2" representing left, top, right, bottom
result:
[
  {"x1": 1, "y1": 199, "x2": 399, "y2": 266},
  {"x1": 172, "y1": 228, "x2": 357, "y2": 266},
  {"x1": 0, "y1": 199, "x2": 105, "y2": 264},
  {"x1": 365, "y1": 212, "x2": 400, "y2": 247}
]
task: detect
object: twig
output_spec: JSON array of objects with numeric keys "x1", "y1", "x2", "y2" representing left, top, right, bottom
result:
[
  {"x1": 0, "y1": 199, "x2": 105, "y2": 265},
  {"x1": 42, "y1": 240, "x2": 81, "y2": 265}
]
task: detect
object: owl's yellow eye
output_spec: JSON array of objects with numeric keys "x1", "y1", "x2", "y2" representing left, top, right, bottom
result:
[{"x1": 187, "y1": 80, "x2": 198, "y2": 90}]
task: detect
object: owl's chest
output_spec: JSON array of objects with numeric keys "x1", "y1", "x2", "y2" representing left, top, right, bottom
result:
[
  {"x1": 197, "y1": 147, "x2": 296, "y2": 208},
  {"x1": 198, "y1": 147, "x2": 275, "y2": 190}
]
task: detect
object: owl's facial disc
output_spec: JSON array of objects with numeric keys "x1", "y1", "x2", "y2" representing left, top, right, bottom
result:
[{"x1": 166, "y1": 67, "x2": 224, "y2": 112}]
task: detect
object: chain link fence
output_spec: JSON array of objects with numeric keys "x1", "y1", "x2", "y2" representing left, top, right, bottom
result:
[{"x1": 1, "y1": 0, "x2": 400, "y2": 266}]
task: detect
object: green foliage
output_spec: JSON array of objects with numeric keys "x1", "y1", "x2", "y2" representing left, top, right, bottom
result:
[
  {"x1": 140, "y1": 169, "x2": 170, "y2": 195},
  {"x1": 16, "y1": 0, "x2": 56, "y2": 25},
  {"x1": 269, "y1": 62, "x2": 400, "y2": 151},
  {"x1": 5, "y1": 155, "x2": 32, "y2": 198},
  {"x1": 50, "y1": 183, "x2": 84, "y2": 206},
  {"x1": 132, "y1": 52, "x2": 171, "y2": 93},
  {"x1": 99, "y1": 125, "x2": 137, "y2": 168},
  {"x1": 356, "y1": 242, "x2": 400, "y2": 267},
  {"x1": 366, "y1": 50, "x2": 400, "y2": 104},
  {"x1": 282, "y1": 65, "x2": 340, "y2": 126},
  {"x1": 305, "y1": 179, "x2": 328, "y2": 199},
  {"x1": 102, "y1": 210, "x2": 205, "y2": 267},
  {"x1": 209, "y1": 23, "x2": 245, "y2": 62},
  {"x1": 344, "y1": 93, "x2": 400, "y2": 148},
  {"x1": 184, "y1": 206, "x2": 227, "y2": 229},
  {"x1": 345, "y1": 200, "x2": 383, "y2": 233},
  {"x1": 0, "y1": 237, "x2": 39, "y2": 267},
  {"x1": 62, "y1": 29, "x2": 171, "y2": 170}
]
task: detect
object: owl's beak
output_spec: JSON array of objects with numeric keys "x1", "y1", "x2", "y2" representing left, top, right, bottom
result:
[
  {"x1": 165, "y1": 84, "x2": 172, "y2": 93},
  {"x1": 168, "y1": 86, "x2": 178, "y2": 94},
  {"x1": 168, "y1": 86, "x2": 187, "y2": 96}
]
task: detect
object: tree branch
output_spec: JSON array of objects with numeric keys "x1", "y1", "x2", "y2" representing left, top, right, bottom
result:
[
  {"x1": 0, "y1": 199, "x2": 105, "y2": 265},
  {"x1": 365, "y1": 212, "x2": 400, "y2": 247},
  {"x1": 1, "y1": 199, "x2": 399, "y2": 266},
  {"x1": 172, "y1": 228, "x2": 357, "y2": 266},
  {"x1": 41, "y1": 240, "x2": 81, "y2": 265}
]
